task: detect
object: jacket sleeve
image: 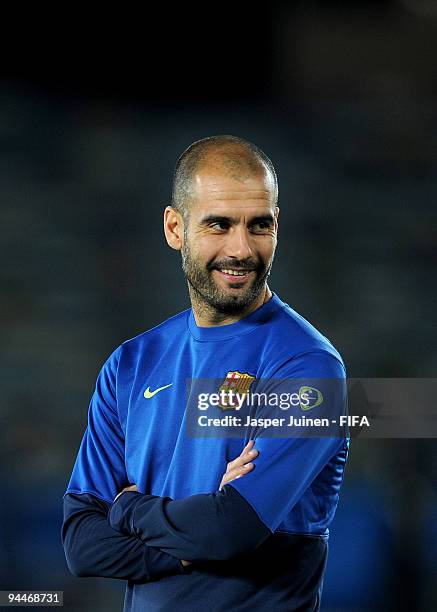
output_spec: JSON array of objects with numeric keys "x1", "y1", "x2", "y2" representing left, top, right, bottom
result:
[
  {"x1": 109, "y1": 351, "x2": 348, "y2": 562},
  {"x1": 62, "y1": 492, "x2": 185, "y2": 581},
  {"x1": 62, "y1": 348, "x2": 185, "y2": 581},
  {"x1": 109, "y1": 483, "x2": 271, "y2": 563}
]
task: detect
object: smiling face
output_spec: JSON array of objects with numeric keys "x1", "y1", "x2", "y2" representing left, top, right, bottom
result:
[{"x1": 175, "y1": 166, "x2": 279, "y2": 319}]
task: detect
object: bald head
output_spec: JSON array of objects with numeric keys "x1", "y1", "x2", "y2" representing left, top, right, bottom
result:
[{"x1": 171, "y1": 135, "x2": 278, "y2": 219}]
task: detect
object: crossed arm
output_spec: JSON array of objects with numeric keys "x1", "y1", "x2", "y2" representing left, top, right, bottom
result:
[
  {"x1": 113, "y1": 440, "x2": 260, "y2": 568},
  {"x1": 62, "y1": 349, "x2": 346, "y2": 583},
  {"x1": 62, "y1": 345, "x2": 269, "y2": 584},
  {"x1": 62, "y1": 441, "x2": 269, "y2": 582}
]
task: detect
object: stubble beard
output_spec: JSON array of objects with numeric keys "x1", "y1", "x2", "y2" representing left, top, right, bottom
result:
[{"x1": 181, "y1": 240, "x2": 272, "y2": 316}]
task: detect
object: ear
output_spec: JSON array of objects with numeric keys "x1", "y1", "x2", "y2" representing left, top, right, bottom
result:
[
  {"x1": 164, "y1": 206, "x2": 184, "y2": 251},
  {"x1": 274, "y1": 206, "x2": 280, "y2": 231}
]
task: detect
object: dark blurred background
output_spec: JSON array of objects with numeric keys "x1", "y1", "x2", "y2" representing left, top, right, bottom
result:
[{"x1": 1, "y1": 1, "x2": 436, "y2": 610}]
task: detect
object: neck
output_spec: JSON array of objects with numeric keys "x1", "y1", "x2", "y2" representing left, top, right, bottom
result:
[{"x1": 189, "y1": 285, "x2": 272, "y2": 327}]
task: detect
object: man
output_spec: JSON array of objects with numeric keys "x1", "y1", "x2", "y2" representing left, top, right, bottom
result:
[{"x1": 62, "y1": 135, "x2": 349, "y2": 611}]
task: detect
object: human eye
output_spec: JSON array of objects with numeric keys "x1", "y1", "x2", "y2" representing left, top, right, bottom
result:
[
  {"x1": 210, "y1": 220, "x2": 230, "y2": 232},
  {"x1": 250, "y1": 220, "x2": 273, "y2": 233}
]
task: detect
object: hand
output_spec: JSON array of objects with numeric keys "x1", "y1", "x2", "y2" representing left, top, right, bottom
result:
[
  {"x1": 219, "y1": 440, "x2": 258, "y2": 490},
  {"x1": 114, "y1": 484, "x2": 191, "y2": 567},
  {"x1": 114, "y1": 483, "x2": 138, "y2": 502}
]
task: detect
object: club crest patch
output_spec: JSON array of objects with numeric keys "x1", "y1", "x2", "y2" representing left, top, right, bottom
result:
[{"x1": 218, "y1": 370, "x2": 255, "y2": 410}]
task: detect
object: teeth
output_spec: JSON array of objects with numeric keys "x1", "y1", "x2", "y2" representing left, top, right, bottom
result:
[{"x1": 221, "y1": 269, "x2": 249, "y2": 276}]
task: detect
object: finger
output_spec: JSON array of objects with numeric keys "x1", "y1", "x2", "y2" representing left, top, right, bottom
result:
[
  {"x1": 227, "y1": 446, "x2": 258, "y2": 471},
  {"x1": 234, "y1": 440, "x2": 254, "y2": 461},
  {"x1": 114, "y1": 483, "x2": 138, "y2": 502},
  {"x1": 229, "y1": 440, "x2": 255, "y2": 462},
  {"x1": 243, "y1": 439, "x2": 255, "y2": 451},
  {"x1": 227, "y1": 451, "x2": 257, "y2": 472},
  {"x1": 221, "y1": 465, "x2": 253, "y2": 488},
  {"x1": 222, "y1": 462, "x2": 254, "y2": 485}
]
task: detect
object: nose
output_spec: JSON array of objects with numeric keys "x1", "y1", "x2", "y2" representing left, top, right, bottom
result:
[{"x1": 224, "y1": 225, "x2": 254, "y2": 261}]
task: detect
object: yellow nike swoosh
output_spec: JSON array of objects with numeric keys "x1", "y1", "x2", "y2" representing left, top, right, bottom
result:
[{"x1": 144, "y1": 383, "x2": 173, "y2": 399}]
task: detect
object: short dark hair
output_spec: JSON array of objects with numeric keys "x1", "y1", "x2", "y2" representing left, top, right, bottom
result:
[{"x1": 171, "y1": 135, "x2": 278, "y2": 219}]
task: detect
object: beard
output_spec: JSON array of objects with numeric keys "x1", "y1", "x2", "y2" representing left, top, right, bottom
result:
[{"x1": 181, "y1": 241, "x2": 272, "y2": 315}]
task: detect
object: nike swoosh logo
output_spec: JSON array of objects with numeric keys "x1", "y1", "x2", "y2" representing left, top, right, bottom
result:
[{"x1": 144, "y1": 383, "x2": 173, "y2": 399}]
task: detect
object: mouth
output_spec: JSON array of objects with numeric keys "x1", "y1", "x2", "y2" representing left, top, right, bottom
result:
[{"x1": 213, "y1": 268, "x2": 255, "y2": 284}]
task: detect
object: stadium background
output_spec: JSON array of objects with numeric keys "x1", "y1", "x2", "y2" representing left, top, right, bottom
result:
[{"x1": 1, "y1": 1, "x2": 436, "y2": 610}]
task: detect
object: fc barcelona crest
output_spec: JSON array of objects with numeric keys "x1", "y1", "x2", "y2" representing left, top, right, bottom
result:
[{"x1": 218, "y1": 370, "x2": 255, "y2": 410}]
